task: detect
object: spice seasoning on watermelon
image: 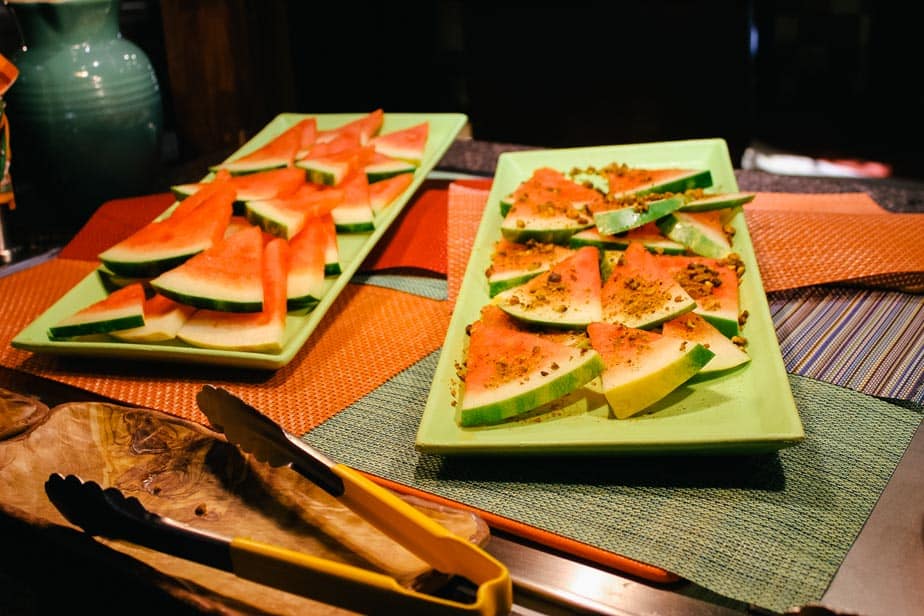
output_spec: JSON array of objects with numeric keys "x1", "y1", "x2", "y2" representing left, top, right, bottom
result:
[{"x1": 612, "y1": 275, "x2": 672, "y2": 320}]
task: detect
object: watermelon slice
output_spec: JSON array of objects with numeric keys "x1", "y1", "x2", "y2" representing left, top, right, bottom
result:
[
  {"x1": 601, "y1": 243, "x2": 696, "y2": 329},
  {"x1": 315, "y1": 109, "x2": 384, "y2": 146},
  {"x1": 568, "y1": 223, "x2": 686, "y2": 255},
  {"x1": 661, "y1": 313, "x2": 750, "y2": 375},
  {"x1": 598, "y1": 163, "x2": 713, "y2": 200},
  {"x1": 110, "y1": 294, "x2": 196, "y2": 343},
  {"x1": 587, "y1": 321, "x2": 714, "y2": 419},
  {"x1": 172, "y1": 167, "x2": 306, "y2": 214},
  {"x1": 657, "y1": 210, "x2": 735, "y2": 259},
  {"x1": 210, "y1": 118, "x2": 317, "y2": 175},
  {"x1": 365, "y1": 151, "x2": 417, "y2": 184},
  {"x1": 369, "y1": 172, "x2": 414, "y2": 215},
  {"x1": 370, "y1": 121, "x2": 429, "y2": 165},
  {"x1": 499, "y1": 167, "x2": 603, "y2": 218},
  {"x1": 48, "y1": 283, "x2": 146, "y2": 339},
  {"x1": 500, "y1": 172, "x2": 597, "y2": 244},
  {"x1": 494, "y1": 246, "x2": 602, "y2": 329},
  {"x1": 99, "y1": 187, "x2": 234, "y2": 278},
  {"x1": 287, "y1": 218, "x2": 329, "y2": 310},
  {"x1": 317, "y1": 213, "x2": 341, "y2": 276},
  {"x1": 245, "y1": 184, "x2": 344, "y2": 239},
  {"x1": 485, "y1": 238, "x2": 575, "y2": 297},
  {"x1": 169, "y1": 176, "x2": 236, "y2": 220},
  {"x1": 177, "y1": 238, "x2": 289, "y2": 353},
  {"x1": 297, "y1": 144, "x2": 376, "y2": 187},
  {"x1": 456, "y1": 305, "x2": 604, "y2": 427},
  {"x1": 592, "y1": 195, "x2": 685, "y2": 236},
  {"x1": 151, "y1": 224, "x2": 265, "y2": 312},
  {"x1": 332, "y1": 170, "x2": 374, "y2": 232},
  {"x1": 658, "y1": 253, "x2": 742, "y2": 337}
]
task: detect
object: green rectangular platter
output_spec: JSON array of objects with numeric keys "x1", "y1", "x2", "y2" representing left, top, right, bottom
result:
[
  {"x1": 12, "y1": 112, "x2": 469, "y2": 370},
  {"x1": 415, "y1": 138, "x2": 806, "y2": 455}
]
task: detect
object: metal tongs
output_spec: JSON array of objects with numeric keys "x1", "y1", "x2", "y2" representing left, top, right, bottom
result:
[{"x1": 44, "y1": 385, "x2": 512, "y2": 615}]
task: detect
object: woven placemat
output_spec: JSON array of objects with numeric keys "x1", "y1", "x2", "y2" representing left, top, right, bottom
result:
[
  {"x1": 769, "y1": 286, "x2": 924, "y2": 404},
  {"x1": 304, "y1": 353, "x2": 923, "y2": 614},
  {"x1": 0, "y1": 259, "x2": 449, "y2": 435}
]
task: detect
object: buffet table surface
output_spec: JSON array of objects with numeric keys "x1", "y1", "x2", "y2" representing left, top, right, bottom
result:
[{"x1": 0, "y1": 138, "x2": 921, "y2": 616}]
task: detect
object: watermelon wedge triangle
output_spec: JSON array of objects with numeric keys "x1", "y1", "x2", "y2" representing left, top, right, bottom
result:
[
  {"x1": 371, "y1": 121, "x2": 429, "y2": 165},
  {"x1": 177, "y1": 238, "x2": 290, "y2": 353},
  {"x1": 151, "y1": 224, "x2": 266, "y2": 313},
  {"x1": 210, "y1": 117, "x2": 317, "y2": 175}
]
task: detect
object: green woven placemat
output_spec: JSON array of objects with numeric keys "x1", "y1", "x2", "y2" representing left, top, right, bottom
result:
[{"x1": 303, "y1": 351, "x2": 922, "y2": 614}]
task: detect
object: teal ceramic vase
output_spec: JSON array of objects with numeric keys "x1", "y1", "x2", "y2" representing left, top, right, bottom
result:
[{"x1": 5, "y1": 0, "x2": 163, "y2": 231}]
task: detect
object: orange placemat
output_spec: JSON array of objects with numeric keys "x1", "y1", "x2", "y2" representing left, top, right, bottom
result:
[
  {"x1": 0, "y1": 260, "x2": 450, "y2": 433},
  {"x1": 445, "y1": 183, "x2": 924, "y2": 294},
  {"x1": 1, "y1": 181, "x2": 458, "y2": 432},
  {"x1": 743, "y1": 194, "x2": 924, "y2": 292}
]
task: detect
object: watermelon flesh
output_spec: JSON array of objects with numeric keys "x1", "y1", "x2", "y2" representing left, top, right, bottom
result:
[
  {"x1": 658, "y1": 253, "x2": 742, "y2": 337},
  {"x1": 245, "y1": 184, "x2": 344, "y2": 239},
  {"x1": 177, "y1": 238, "x2": 289, "y2": 353},
  {"x1": 332, "y1": 170, "x2": 374, "y2": 232},
  {"x1": 287, "y1": 217, "x2": 329, "y2": 310},
  {"x1": 99, "y1": 187, "x2": 234, "y2": 278},
  {"x1": 601, "y1": 164, "x2": 713, "y2": 200},
  {"x1": 500, "y1": 167, "x2": 599, "y2": 243},
  {"x1": 587, "y1": 321, "x2": 714, "y2": 419},
  {"x1": 315, "y1": 109, "x2": 384, "y2": 146},
  {"x1": 495, "y1": 246, "x2": 602, "y2": 329},
  {"x1": 371, "y1": 121, "x2": 429, "y2": 165},
  {"x1": 48, "y1": 283, "x2": 146, "y2": 339},
  {"x1": 457, "y1": 305, "x2": 604, "y2": 427},
  {"x1": 486, "y1": 238, "x2": 575, "y2": 297},
  {"x1": 369, "y1": 172, "x2": 414, "y2": 215},
  {"x1": 211, "y1": 117, "x2": 317, "y2": 175},
  {"x1": 600, "y1": 243, "x2": 696, "y2": 329},
  {"x1": 661, "y1": 313, "x2": 750, "y2": 375},
  {"x1": 151, "y1": 224, "x2": 265, "y2": 313},
  {"x1": 173, "y1": 167, "x2": 306, "y2": 208}
]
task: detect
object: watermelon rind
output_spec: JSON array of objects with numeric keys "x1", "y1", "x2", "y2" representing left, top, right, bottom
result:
[
  {"x1": 296, "y1": 159, "x2": 348, "y2": 186},
  {"x1": 332, "y1": 202, "x2": 374, "y2": 233},
  {"x1": 177, "y1": 312, "x2": 286, "y2": 353},
  {"x1": 657, "y1": 212, "x2": 734, "y2": 259},
  {"x1": 662, "y1": 313, "x2": 750, "y2": 376},
  {"x1": 48, "y1": 290, "x2": 146, "y2": 339},
  {"x1": 96, "y1": 266, "x2": 153, "y2": 293},
  {"x1": 593, "y1": 333, "x2": 715, "y2": 419},
  {"x1": 457, "y1": 347, "x2": 604, "y2": 427},
  {"x1": 679, "y1": 192, "x2": 755, "y2": 212},
  {"x1": 499, "y1": 194, "x2": 515, "y2": 217},
  {"x1": 365, "y1": 158, "x2": 417, "y2": 184},
  {"x1": 244, "y1": 198, "x2": 307, "y2": 240},
  {"x1": 568, "y1": 228, "x2": 686, "y2": 255},
  {"x1": 111, "y1": 298, "x2": 196, "y2": 343},
  {"x1": 208, "y1": 156, "x2": 290, "y2": 176},
  {"x1": 500, "y1": 213, "x2": 593, "y2": 245},
  {"x1": 593, "y1": 196, "x2": 684, "y2": 236}
]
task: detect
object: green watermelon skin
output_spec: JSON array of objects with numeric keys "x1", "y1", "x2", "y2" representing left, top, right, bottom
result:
[
  {"x1": 587, "y1": 321, "x2": 714, "y2": 419},
  {"x1": 47, "y1": 284, "x2": 146, "y2": 339}
]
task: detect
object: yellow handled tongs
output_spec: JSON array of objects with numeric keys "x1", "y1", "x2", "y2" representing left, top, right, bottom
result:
[
  {"x1": 192, "y1": 384, "x2": 511, "y2": 615},
  {"x1": 43, "y1": 385, "x2": 511, "y2": 615}
]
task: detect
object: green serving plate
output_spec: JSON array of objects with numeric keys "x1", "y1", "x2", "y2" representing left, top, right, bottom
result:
[
  {"x1": 12, "y1": 112, "x2": 468, "y2": 369},
  {"x1": 415, "y1": 138, "x2": 805, "y2": 455}
]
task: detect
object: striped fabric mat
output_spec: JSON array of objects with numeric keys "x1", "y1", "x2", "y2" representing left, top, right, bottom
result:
[{"x1": 769, "y1": 287, "x2": 924, "y2": 404}]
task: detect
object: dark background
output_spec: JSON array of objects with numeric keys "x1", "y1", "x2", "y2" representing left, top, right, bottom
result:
[{"x1": 2, "y1": 0, "x2": 923, "y2": 182}]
